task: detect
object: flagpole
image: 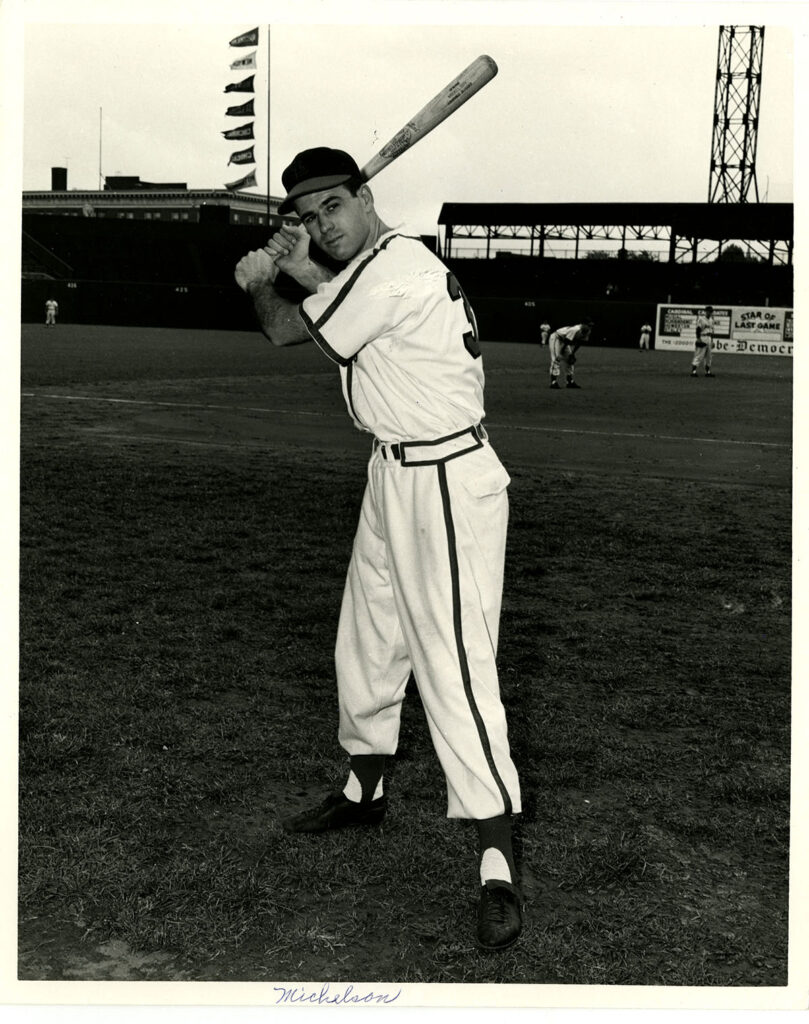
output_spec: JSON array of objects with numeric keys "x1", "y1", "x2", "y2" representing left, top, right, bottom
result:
[
  {"x1": 98, "y1": 107, "x2": 103, "y2": 190},
  {"x1": 266, "y1": 24, "x2": 271, "y2": 225}
]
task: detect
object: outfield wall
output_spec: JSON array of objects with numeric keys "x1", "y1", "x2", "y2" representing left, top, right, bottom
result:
[
  {"x1": 21, "y1": 276, "x2": 795, "y2": 354},
  {"x1": 21, "y1": 277, "x2": 254, "y2": 332},
  {"x1": 655, "y1": 304, "x2": 794, "y2": 357},
  {"x1": 20, "y1": 277, "x2": 663, "y2": 346}
]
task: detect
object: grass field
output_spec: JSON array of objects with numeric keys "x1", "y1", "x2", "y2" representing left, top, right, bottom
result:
[{"x1": 17, "y1": 324, "x2": 793, "y2": 991}]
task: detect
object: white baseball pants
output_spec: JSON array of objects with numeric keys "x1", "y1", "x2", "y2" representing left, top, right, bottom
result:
[
  {"x1": 549, "y1": 333, "x2": 575, "y2": 380},
  {"x1": 334, "y1": 429, "x2": 521, "y2": 820},
  {"x1": 692, "y1": 339, "x2": 713, "y2": 370}
]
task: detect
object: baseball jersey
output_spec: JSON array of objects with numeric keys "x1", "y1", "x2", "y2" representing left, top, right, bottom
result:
[
  {"x1": 696, "y1": 314, "x2": 714, "y2": 339},
  {"x1": 555, "y1": 324, "x2": 589, "y2": 344},
  {"x1": 300, "y1": 229, "x2": 485, "y2": 441},
  {"x1": 45, "y1": 300, "x2": 58, "y2": 313},
  {"x1": 640, "y1": 323, "x2": 651, "y2": 335}
]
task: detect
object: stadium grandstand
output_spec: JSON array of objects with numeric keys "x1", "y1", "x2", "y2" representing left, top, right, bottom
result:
[{"x1": 22, "y1": 170, "x2": 793, "y2": 342}]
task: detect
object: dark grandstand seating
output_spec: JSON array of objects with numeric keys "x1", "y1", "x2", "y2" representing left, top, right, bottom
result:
[
  {"x1": 22, "y1": 229, "x2": 74, "y2": 280},
  {"x1": 20, "y1": 213, "x2": 793, "y2": 338},
  {"x1": 447, "y1": 252, "x2": 791, "y2": 308},
  {"x1": 22, "y1": 214, "x2": 268, "y2": 286}
]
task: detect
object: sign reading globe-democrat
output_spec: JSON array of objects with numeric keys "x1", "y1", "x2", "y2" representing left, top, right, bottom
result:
[{"x1": 655, "y1": 305, "x2": 793, "y2": 357}]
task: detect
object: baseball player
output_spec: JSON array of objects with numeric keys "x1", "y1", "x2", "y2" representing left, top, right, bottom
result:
[
  {"x1": 44, "y1": 298, "x2": 58, "y2": 327},
  {"x1": 690, "y1": 305, "x2": 716, "y2": 376},
  {"x1": 234, "y1": 147, "x2": 522, "y2": 951},
  {"x1": 539, "y1": 320, "x2": 551, "y2": 346},
  {"x1": 548, "y1": 319, "x2": 593, "y2": 388},
  {"x1": 639, "y1": 321, "x2": 652, "y2": 350}
]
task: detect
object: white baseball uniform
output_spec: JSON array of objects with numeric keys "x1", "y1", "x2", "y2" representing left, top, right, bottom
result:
[
  {"x1": 639, "y1": 323, "x2": 652, "y2": 349},
  {"x1": 299, "y1": 228, "x2": 521, "y2": 821},
  {"x1": 549, "y1": 323, "x2": 589, "y2": 382},
  {"x1": 692, "y1": 312, "x2": 715, "y2": 370},
  {"x1": 540, "y1": 322, "x2": 551, "y2": 346},
  {"x1": 45, "y1": 299, "x2": 58, "y2": 326}
]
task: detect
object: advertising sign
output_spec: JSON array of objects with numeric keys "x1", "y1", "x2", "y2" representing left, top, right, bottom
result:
[{"x1": 655, "y1": 304, "x2": 793, "y2": 356}]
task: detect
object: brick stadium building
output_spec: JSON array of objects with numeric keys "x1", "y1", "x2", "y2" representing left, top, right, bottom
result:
[{"x1": 24, "y1": 166, "x2": 279, "y2": 226}]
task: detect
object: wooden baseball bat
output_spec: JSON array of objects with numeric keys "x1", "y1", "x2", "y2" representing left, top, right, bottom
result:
[{"x1": 359, "y1": 55, "x2": 498, "y2": 181}]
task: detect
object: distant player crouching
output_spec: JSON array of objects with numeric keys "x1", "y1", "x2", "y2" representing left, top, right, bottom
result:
[{"x1": 549, "y1": 319, "x2": 593, "y2": 389}]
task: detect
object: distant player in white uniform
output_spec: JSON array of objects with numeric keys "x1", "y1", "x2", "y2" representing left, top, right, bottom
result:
[
  {"x1": 539, "y1": 320, "x2": 551, "y2": 346},
  {"x1": 44, "y1": 298, "x2": 58, "y2": 326},
  {"x1": 690, "y1": 305, "x2": 716, "y2": 377},
  {"x1": 639, "y1": 321, "x2": 652, "y2": 350},
  {"x1": 234, "y1": 147, "x2": 522, "y2": 951},
  {"x1": 549, "y1": 320, "x2": 593, "y2": 388}
]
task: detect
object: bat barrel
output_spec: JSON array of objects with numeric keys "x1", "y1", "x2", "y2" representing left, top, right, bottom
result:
[{"x1": 360, "y1": 54, "x2": 498, "y2": 182}]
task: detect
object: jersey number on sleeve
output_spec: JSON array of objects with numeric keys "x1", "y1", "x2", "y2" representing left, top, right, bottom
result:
[{"x1": 446, "y1": 272, "x2": 481, "y2": 359}]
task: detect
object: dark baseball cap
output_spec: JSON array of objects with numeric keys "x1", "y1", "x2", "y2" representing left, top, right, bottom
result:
[{"x1": 278, "y1": 147, "x2": 362, "y2": 214}]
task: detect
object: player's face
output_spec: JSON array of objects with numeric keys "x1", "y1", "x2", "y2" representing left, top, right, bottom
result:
[{"x1": 294, "y1": 185, "x2": 374, "y2": 262}]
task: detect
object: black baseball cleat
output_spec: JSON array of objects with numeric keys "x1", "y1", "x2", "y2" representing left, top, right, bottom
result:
[
  {"x1": 566, "y1": 380, "x2": 582, "y2": 389},
  {"x1": 476, "y1": 880, "x2": 523, "y2": 951},
  {"x1": 705, "y1": 371, "x2": 715, "y2": 377},
  {"x1": 549, "y1": 380, "x2": 560, "y2": 389},
  {"x1": 282, "y1": 790, "x2": 387, "y2": 833},
  {"x1": 690, "y1": 369, "x2": 698, "y2": 377}
]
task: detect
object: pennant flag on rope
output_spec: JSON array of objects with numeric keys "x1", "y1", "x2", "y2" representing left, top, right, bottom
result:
[
  {"x1": 230, "y1": 27, "x2": 258, "y2": 47},
  {"x1": 224, "y1": 74, "x2": 255, "y2": 94},
  {"x1": 230, "y1": 51, "x2": 256, "y2": 70},
  {"x1": 225, "y1": 98, "x2": 254, "y2": 117},
  {"x1": 228, "y1": 145, "x2": 255, "y2": 166},
  {"x1": 225, "y1": 169, "x2": 257, "y2": 191},
  {"x1": 222, "y1": 122, "x2": 255, "y2": 141}
]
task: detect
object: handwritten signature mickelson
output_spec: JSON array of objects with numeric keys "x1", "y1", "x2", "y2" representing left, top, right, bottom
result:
[{"x1": 273, "y1": 982, "x2": 402, "y2": 1005}]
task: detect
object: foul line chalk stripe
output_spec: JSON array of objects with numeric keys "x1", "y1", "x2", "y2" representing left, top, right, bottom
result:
[
  {"x1": 21, "y1": 392, "x2": 791, "y2": 450},
  {"x1": 21, "y1": 392, "x2": 338, "y2": 419},
  {"x1": 497, "y1": 421, "x2": 791, "y2": 450}
]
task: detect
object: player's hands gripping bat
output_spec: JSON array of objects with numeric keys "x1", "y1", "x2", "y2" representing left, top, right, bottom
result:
[
  {"x1": 266, "y1": 224, "x2": 312, "y2": 277},
  {"x1": 278, "y1": 56, "x2": 499, "y2": 284}
]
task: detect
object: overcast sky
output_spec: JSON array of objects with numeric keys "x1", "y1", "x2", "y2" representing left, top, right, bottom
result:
[{"x1": 14, "y1": 1, "x2": 801, "y2": 235}]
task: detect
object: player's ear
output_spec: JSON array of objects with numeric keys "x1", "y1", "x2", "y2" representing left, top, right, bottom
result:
[{"x1": 358, "y1": 183, "x2": 374, "y2": 209}]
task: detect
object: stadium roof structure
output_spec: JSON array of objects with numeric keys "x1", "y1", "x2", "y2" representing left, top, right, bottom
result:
[
  {"x1": 23, "y1": 167, "x2": 287, "y2": 227},
  {"x1": 437, "y1": 201, "x2": 793, "y2": 264},
  {"x1": 23, "y1": 186, "x2": 280, "y2": 226}
]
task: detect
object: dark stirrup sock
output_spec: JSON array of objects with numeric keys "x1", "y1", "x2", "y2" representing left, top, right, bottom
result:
[
  {"x1": 348, "y1": 754, "x2": 387, "y2": 803},
  {"x1": 476, "y1": 813, "x2": 517, "y2": 885}
]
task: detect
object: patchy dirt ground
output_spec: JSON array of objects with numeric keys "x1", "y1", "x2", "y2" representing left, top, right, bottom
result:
[{"x1": 20, "y1": 918, "x2": 189, "y2": 981}]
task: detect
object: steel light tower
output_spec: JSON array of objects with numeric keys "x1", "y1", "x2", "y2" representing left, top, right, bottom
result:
[{"x1": 709, "y1": 25, "x2": 765, "y2": 203}]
